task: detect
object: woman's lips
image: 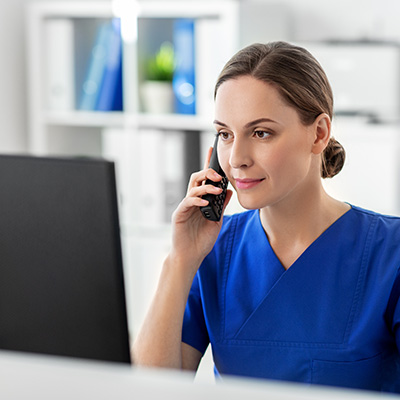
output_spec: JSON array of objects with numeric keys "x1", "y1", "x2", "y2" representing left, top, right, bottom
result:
[{"x1": 234, "y1": 178, "x2": 265, "y2": 190}]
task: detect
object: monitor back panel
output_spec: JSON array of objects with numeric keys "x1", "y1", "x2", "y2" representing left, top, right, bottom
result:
[{"x1": 0, "y1": 155, "x2": 131, "y2": 364}]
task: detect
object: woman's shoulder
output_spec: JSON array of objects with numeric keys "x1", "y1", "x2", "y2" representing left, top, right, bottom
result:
[
  {"x1": 350, "y1": 204, "x2": 400, "y2": 228},
  {"x1": 350, "y1": 204, "x2": 400, "y2": 218}
]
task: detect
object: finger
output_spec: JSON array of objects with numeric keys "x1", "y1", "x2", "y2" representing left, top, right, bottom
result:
[
  {"x1": 188, "y1": 168, "x2": 222, "y2": 189},
  {"x1": 187, "y1": 183, "x2": 223, "y2": 199},
  {"x1": 172, "y1": 196, "x2": 208, "y2": 224},
  {"x1": 180, "y1": 195, "x2": 210, "y2": 209}
]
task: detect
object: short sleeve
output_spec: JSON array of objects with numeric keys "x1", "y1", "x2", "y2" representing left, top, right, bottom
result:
[{"x1": 181, "y1": 272, "x2": 210, "y2": 354}]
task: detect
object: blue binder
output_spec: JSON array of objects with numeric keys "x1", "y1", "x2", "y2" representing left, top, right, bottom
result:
[
  {"x1": 172, "y1": 19, "x2": 196, "y2": 114},
  {"x1": 79, "y1": 19, "x2": 123, "y2": 111},
  {"x1": 78, "y1": 22, "x2": 110, "y2": 111},
  {"x1": 96, "y1": 19, "x2": 123, "y2": 111}
]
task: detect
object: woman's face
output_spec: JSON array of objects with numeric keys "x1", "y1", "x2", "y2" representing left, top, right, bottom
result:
[{"x1": 214, "y1": 75, "x2": 321, "y2": 211}]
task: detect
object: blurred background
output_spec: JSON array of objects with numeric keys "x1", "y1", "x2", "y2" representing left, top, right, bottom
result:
[{"x1": 2, "y1": 0, "x2": 400, "y2": 377}]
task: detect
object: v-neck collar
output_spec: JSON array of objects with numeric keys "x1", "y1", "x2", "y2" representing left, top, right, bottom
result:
[
  {"x1": 256, "y1": 205, "x2": 353, "y2": 271},
  {"x1": 226, "y1": 204, "x2": 367, "y2": 343}
]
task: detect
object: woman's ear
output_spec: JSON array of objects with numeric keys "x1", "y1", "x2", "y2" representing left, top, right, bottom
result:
[{"x1": 311, "y1": 113, "x2": 331, "y2": 155}]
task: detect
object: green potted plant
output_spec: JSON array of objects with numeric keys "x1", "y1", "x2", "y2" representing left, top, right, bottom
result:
[{"x1": 141, "y1": 42, "x2": 175, "y2": 113}]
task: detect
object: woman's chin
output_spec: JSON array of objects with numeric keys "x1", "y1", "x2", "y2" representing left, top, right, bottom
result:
[{"x1": 236, "y1": 196, "x2": 265, "y2": 211}]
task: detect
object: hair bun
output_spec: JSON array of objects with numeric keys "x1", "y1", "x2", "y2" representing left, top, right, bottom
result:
[{"x1": 321, "y1": 137, "x2": 345, "y2": 178}]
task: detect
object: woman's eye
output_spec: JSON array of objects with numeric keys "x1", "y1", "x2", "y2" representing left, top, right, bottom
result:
[
  {"x1": 254, "y1": 130, "x2": 271, "y2": 139},
  {"x1": 218, "y1": 131, "x2": 231, "y2": 140}
]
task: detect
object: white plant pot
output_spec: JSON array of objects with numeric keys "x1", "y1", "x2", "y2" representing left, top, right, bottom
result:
[{"x1": 140, "y1": 81, "x2": 174, "y2": 114}]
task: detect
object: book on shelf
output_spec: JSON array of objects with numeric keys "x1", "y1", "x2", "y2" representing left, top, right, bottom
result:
[
  {"x1": 79, "y1": 19, "x2": 123, "y2": 112},
  {"x1": 137, "y1": 129, "x2": 166, "y2": 224},
  {"x1": 173, "y1": 17, "x2": 231, "y2": 119},
  {"x1": 45, "y1": 19, "x2": 75, "y2": 111},
  {"x1": 137, "y1": 129, "x2": 186, "y2": 224},
  {"x1": 78, "y1": 22, "x2": 109, "y2": 111},
  {"x1": 163, "y1": 131, "x2": 185, "y2": 221},
  {"x1": 102, "y1": 127, "x2": 186, "y2": 226},
  {"x1": 172, "y1": 19, "x2": 196, "y2": 115},
  {"x1": 96, "y1": 18, "x2": 123, "y2": 111},
  {"x1": 102, "y1": 128, "x2": 135, "y2": 225},
  {"x1": 194, "y1": 18, "x2": 224, "y2": 120}
]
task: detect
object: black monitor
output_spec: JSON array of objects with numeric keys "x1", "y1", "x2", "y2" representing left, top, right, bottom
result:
[{"x1": 0, "y1": 154, "x2": 131, "y2": 364}]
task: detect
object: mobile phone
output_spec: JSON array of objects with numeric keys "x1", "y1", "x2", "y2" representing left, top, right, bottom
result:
[{"x1": 200, "y1": 135, "x2": 228, "y2": 221}]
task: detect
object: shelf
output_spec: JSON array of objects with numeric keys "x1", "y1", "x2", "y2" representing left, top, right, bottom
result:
[
  {"x1": 28, "y1": 1, "x2": 114, "y2": 18},
  {"x1": 28, "y1": 1, "x2": 238, "y2": 21},
  {"x1": 43, "y1": 110, "x2": 213, "y2": 132},
  {"x1": 138, "y1": 113, "x2": 213, "y2": 131},
  {"x1": 136, "y1": 0, "x2": 239, "y2": 19}
]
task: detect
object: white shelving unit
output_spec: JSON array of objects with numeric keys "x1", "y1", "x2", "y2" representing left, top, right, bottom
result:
[
  {"x1": 26, "y1": 0, "x2": 239, "y2": 151},
  {"x1": 42, "y1": 110, "x2": 213, "y2": 130},
  {"x1": 25, "y1": 0, "x2": 240, "y2": 338},
  {"x1": 25, "y1": 0, "x2": 239, "y2": 219}
]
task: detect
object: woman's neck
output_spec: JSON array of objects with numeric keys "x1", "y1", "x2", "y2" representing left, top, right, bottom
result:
[{"x1": 259, "y1": 185, "x2": 350, "y2": 269}]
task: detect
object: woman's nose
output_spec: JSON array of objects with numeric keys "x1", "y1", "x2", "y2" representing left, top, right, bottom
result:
[{"x1": 229, "y1": 138, "x2": 253, "y2": 169}]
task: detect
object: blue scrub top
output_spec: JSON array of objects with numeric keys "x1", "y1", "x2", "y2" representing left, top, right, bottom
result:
[{"x1": 182, "y1": 205, "x2": 400, "y2": 392}]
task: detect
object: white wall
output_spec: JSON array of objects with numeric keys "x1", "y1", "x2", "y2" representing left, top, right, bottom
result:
[{"x1": 252, "y1": 0, "x2": 400, "y2": 41}]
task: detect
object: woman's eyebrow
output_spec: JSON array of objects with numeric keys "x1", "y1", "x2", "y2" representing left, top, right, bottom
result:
[
  {"x1": 213, "y1": 120, "x2": 228, "y2": 127},
  {"x1": 213, "y1": 118, "x2": 280, "y2": 128},
  {"x1": 244, "y1": 118, "x2": 280, "y2": 128}
]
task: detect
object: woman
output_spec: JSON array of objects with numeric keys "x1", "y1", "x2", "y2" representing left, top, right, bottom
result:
[{"x1": 133, "y1": 41, "x2": 400, "y2": 392}]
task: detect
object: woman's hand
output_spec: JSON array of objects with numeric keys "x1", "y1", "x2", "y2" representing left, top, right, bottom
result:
[
  {"x1": 133, "y1": 147, "x2": 231, "y2": 369},
  {"x1": 170, "y1": 147, "x2": 232, "y2": 270}
]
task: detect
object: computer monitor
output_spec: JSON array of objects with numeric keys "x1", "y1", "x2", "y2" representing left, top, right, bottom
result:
[{"x1": 0, "y1": 154, "x2": 131, "y2": 364}]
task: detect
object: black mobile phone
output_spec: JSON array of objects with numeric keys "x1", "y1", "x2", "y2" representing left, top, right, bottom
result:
[{"x1": 200, "y1": 135, "x2": 228, "y2": 221}]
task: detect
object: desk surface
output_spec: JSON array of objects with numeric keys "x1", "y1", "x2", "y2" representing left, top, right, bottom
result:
[{"x1": 0, "y1": 351, "x2": 396, "y2": 399}]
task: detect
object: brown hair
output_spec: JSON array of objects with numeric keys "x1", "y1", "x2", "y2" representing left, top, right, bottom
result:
[{"x1": 214, "y1": 41, "x2": 345, "y2": 179}]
